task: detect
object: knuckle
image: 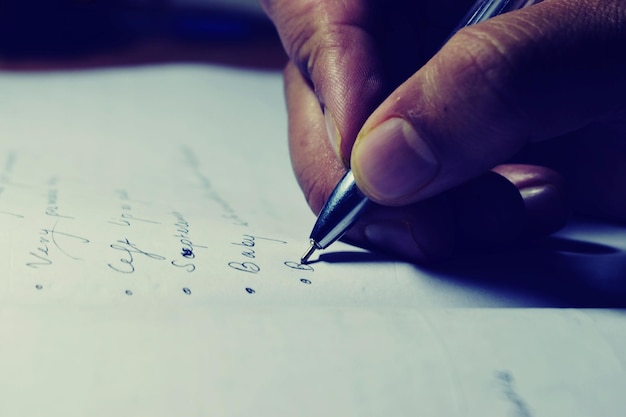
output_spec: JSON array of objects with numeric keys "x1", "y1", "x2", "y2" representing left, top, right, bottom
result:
[
  {"x1": 300, "y1": 171, "x2": 329, "y2": 214},
  {"x1": 268, "y1": 0, "x2": 329, "y2": 79},
  {"x1": 431, "y1": 22, "x2": 538, "y2": 138},
  {"x1": 447, "y1": 25, "x2": 522, "y2": 105},
  {"x1": 271, "y1": 1, "x2": 370, "y2": 95},
  {"x1": 294, "y1": 159, "x2": 342, "y2": 214}
]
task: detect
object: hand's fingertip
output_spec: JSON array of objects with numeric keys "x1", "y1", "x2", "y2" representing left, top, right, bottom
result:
[
  {"x1": 344, "y1": 199, "x2": 455, "y2": 263},
  {"x1": 493, "y1": 164, "x2": 570, "y2": 237},
  {"x1": 361, "y1": 220, "x2": 430, "y2": 261},
  {"x1": 452, "y1": 167, "x2": 569, "y2": 244},
  {"x1": 520, "y1": 184, "x2": 570, "y2": 236},
  {"x1": 352, "y1": 117, "x2": 440, "y2": 205},
  {"x1": 451, "y1": 172, "x2": 526, "y2": 243},
  {"x1": 284, "y1": 62, "x2": 347, "y2": 215}
]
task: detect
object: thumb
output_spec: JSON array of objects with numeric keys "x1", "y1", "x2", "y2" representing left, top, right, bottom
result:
[{"x1": 351, "y1": 0, "x2": 626, "y2": 206}]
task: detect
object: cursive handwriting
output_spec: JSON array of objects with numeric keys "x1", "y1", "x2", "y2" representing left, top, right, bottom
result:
[
  {"x1": 181, "y1": 146, "x2": 249, "y2": 227},
  {"x1": 107, "y1": 238, "x2": 165, "y2": 274},
  {"x1": 26, "y1": 221, "x2": 90, "y2": 268},
  {"x1": 108, "y1": 212, "x2": 160, "y2": 227},
  {"x1": 108, "y1": 189, "x2": 157, "y2": 227},
  {"x1": 228, "y1": 234, "x2": 287, "y2": 274},
  {"x1": 170, "y1": 211, "x2": 207, "y2": 272},
  {"x1": 284, "y1": 260, "x2": 314, "y2": 271},
  {"x1": 45, "y1": 178, "x2": 74, "y2": 219},
  {"x1": 495, "y1": 371, "x2": 533, "y2": 417},
  {"x1": 0, "y1": 210, "x2": 24, "y2": 218},
  {"x1": 45, "y1": 190, "x2": 73, "y2": 219},
  {"x1": 228, "y1": 261, "x2": 260, "y2": 274}
]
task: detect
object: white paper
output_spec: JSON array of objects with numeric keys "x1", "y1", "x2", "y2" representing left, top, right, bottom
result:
[
  {"x1": 0, "y1": 65, "x2": 624, "y2": 416},
  {"x1": 0, "y1": 306, "x2": 624, "y2": 416},
  {"x1": 0, "y1": 65, "x2": 545, "y2": 307}
]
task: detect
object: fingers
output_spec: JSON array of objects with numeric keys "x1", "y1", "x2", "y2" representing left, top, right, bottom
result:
[
  {"x1": 285, "y1": 60, "x2": 456, "y2": 261},
  {"x1": 286, "y1": 59, "x2": 568, "y2": 262},
  {"x1": 351, "y1": 0, "x2": 626, "y2": 206},
  {"x1": 262, "y1": 0, "x2": 388, "y2": 164},
  {"x1": 519, "y1": 121, "x2": 626, "y2": 223},
  {"x1": 346, "y1": 164, "x2": 568, "y2": 263},
  {"x1": 492, "y1": 164, "x2": 568, "y2": 237},
  {"x1": 284, "y1": 61, "x2": 345, "y2": 213},
  {"x1": 279, "y1": 0, "x2": 578, "y2": 262}
]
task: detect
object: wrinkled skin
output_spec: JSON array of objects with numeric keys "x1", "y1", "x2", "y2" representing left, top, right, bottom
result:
[{"x1": 262, "y1": 0, "x2": 626, "y2": 262}]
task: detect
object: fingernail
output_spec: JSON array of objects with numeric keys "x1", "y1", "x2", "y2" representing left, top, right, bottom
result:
[
  {"x1": 520, "y1": 185, "x2": 556, "y2": 212},
  {"x1": 520, "y1": 184, "x2": 568, "y2": 235},
  {"x1": 324, "y1": 107, "x2": 342, "y2": 162},
  {"x1": 352, "y1": 118, "x2": 439, "y2": 203},
  {"x1": 364, "y1": 220, "x2": 425, "y2": 261}
]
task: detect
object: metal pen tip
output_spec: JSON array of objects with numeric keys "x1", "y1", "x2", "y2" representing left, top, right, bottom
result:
[{"x1": 300, "y1": 239, "x2": 318, "y2": 264}]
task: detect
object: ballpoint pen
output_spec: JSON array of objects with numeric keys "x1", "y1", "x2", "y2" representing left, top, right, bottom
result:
[{"x1": 300, "y1": 0, "x2": 539, "y2": 264}]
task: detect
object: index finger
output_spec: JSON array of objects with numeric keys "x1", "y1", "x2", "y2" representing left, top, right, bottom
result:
[{"x1": 261, "y1": 0, "x2": 388, "y2": 163}]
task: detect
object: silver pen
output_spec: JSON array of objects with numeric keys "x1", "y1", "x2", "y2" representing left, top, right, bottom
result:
[{"x1": 300, "y1": 0, "x2": 538, "y2": 264}]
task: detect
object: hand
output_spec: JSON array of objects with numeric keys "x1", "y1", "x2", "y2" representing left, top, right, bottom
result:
[{"x1": 262, "y1": 0, "x2": 626, "y2": 262}]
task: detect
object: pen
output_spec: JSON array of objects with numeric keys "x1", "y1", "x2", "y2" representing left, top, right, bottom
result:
[{"x1": 300, "y1": 0, "x2": 538, "y2": 264}]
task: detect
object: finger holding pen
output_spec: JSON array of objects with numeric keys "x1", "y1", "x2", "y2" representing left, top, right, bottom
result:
[
  {"x1": 265, "y1": 0, "x2": 476, "y2": 261},
  {"x1": 281, "y1": 32, "x2": 551, "y2": 262},
  {"x1": 261, "y1": 0, "x2": 390, "y2": 170},
  {"x1": 284, "y1": 62, "x2": 459, "y2": 262},
  {"x1": 351, "y1": 0, "x2": 626, "y2": 207},
  {"x1": 263, "y1": 0, "x2": 623, "y2": 262}
]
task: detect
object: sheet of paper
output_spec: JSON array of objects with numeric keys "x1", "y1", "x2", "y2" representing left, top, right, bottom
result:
[
  {"x1": 0, "y1": 65, "x2": 525, "y2": 307},
  {"x1": 0, "y1": 305, "x2": 624, "y2": 417},
  {"x1": 1, "y1": 64, "x2": 624, "y2": 308},
  {"x1": 0, "y1": 65, "x2": 625, "y2": 416}
]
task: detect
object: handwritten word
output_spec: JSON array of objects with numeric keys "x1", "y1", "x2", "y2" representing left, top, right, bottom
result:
[
  {"x1": 495, "y1": 371, "x2": 533, "y2": 417},
  {"x1": 44, "y1": 178, "x2": 74, "y2": 219},
  {"x1": 0, "y1": 210, "x2": 23, "y2": 218},
  {"x1": 113, "y1": 189, "x2": 149, "y2": 205},
  {"x1": 170, "y1": 211, "x2": 207, "y2": 272},
  {"x1": 284, "y1": 261, "x2": 314, "y2": 271},
  {"x1": 108, "y1": 189, "x2": 158, "y2": 227},
  {"x1": 283, "y1": 261, "x2": 314, "y2": 287},
  {"x1": 26, "y1": 221, "x2": 90, "y2": 268},
  {"x1": 108, "y1": 212, "x2": 160, "y2": 227},
  {"x1": 181, "y1": 146, "x2": 248, "y2": 227},
  {"x1": 228, "y1": 261, "x2": 260, "y2": 274},
  {"x1": 107, "y1": 238, "x2": 165, "y2": 274},
  {"x1": 228, "y1": 234, "x2": 287, "y2": 274}
]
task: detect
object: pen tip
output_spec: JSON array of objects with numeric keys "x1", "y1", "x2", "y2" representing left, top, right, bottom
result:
[{"x1": 301, "y1": 240, "x2": 318, "y2": 264}]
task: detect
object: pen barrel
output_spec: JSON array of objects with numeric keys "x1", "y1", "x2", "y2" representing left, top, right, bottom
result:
[
  {"x1": 306, "y1": 0, "x2": 539, "y2": 255},
  {"x1": 310, "y1": 171, "x2": 370, "y2": 249},
  {"x1": 454, "y1": 0, "x2": 537, "y2": 32}
]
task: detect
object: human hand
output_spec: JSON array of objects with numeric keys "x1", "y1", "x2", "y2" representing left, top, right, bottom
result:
[{"x1": 262, "y1": 0, "x2": 626, "y2": 262}]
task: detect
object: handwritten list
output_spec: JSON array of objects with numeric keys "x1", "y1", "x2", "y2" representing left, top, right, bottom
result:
[
  {"x1": 0, "y1": 64, "x2": 624, "y2": 417},
  {"x1": 0, "y1": 65, "x2": 527, "y2": 308},
  {"x1": 0, "y1": 64, "x2": 621, "y2": 309},
  {"x1": 0, "y1": 142, "x2": 316, "y2": 302}
]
